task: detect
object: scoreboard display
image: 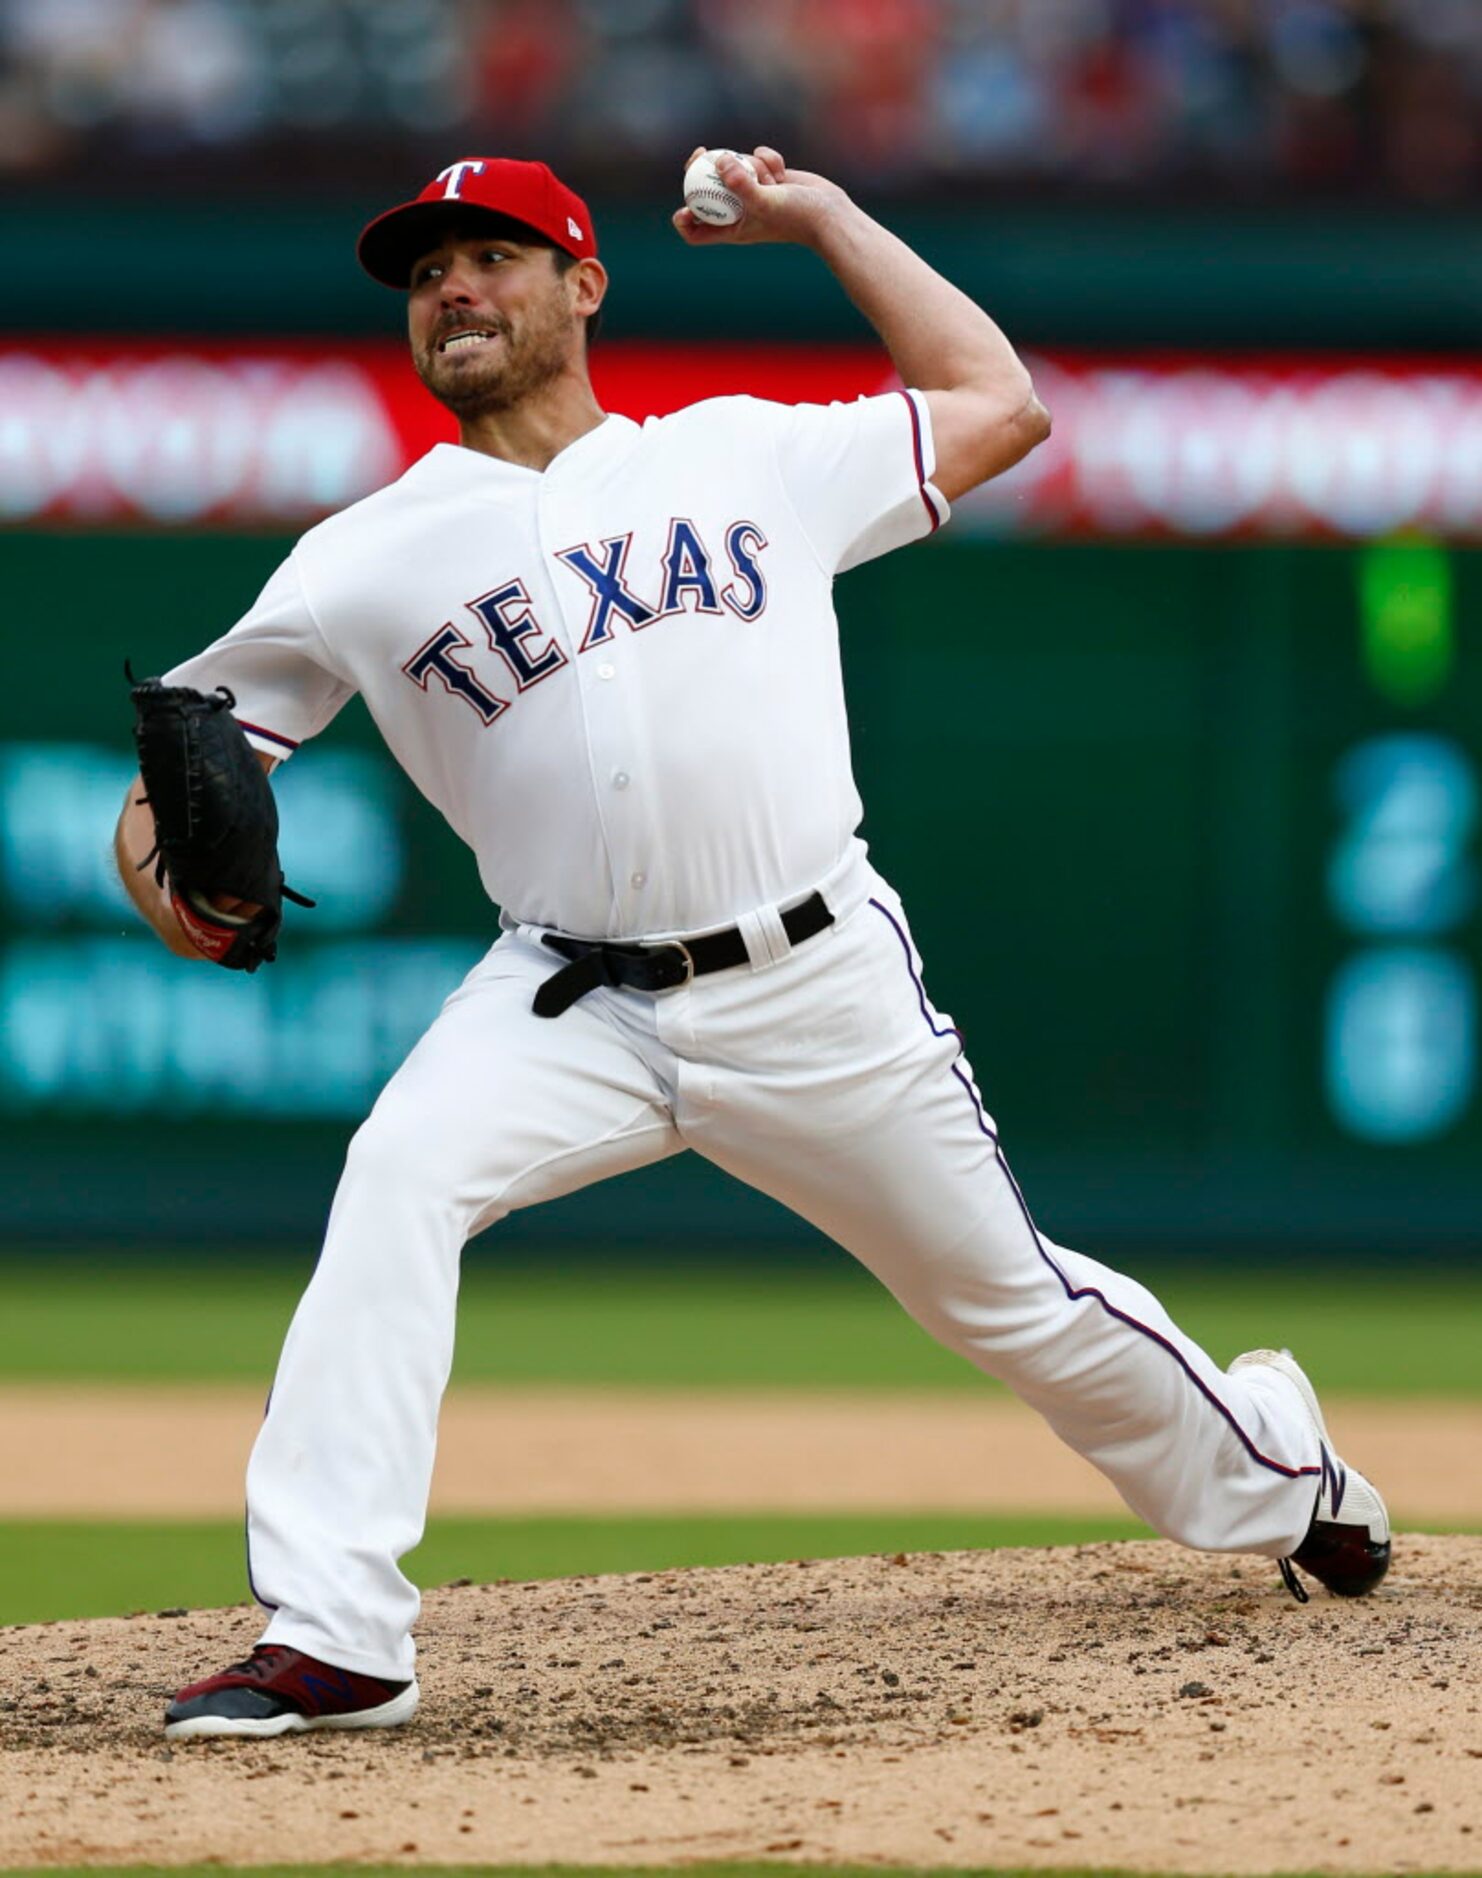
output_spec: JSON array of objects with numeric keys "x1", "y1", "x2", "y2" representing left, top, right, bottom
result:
[
  {"x1": 1, "y1": 531, "x2": 1476, "y2": 1253},
  {"x1": 855, "y1": 538, "x2": 1478, "y2": 1250}
]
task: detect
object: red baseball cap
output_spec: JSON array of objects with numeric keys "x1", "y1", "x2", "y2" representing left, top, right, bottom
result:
[{"x1": 357, "y1": 158, "x2": 597, "y2": 289}]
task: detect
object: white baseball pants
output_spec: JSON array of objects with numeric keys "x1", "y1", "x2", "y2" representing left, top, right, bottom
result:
[{"x1": 248, "y1": 860, "x2": 1322, "y2": 1680}]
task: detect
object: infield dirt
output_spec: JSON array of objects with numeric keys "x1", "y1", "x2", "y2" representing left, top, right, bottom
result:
[
  {"x1": 2, "y1": 1535, "x2": 1479, "y2": 1873},
  {"x1": 6, "y1": 1386, "x2": 1481, "y2": 1523}
]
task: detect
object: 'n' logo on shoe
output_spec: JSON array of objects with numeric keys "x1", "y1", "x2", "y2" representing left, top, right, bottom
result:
[
  {"x1": 301, "y1": 1666, "x2": 357, "y2": 1713},
  {"x1": 1319, "y1": 1442, "x2": 1347, "y2": 1517}
]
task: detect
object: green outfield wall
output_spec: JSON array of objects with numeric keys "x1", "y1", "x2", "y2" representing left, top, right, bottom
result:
[
  {"x1": 5, "y1": 198, "x2": 1482, "y2": 351},
  {"x1": 3, "y1": 532, "x2": 1478, "y2": 1256}
]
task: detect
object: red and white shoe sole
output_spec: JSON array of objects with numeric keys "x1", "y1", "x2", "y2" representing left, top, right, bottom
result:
[{"x1": 165, "y1": 1677, "x2": 420, "y2": 1740}]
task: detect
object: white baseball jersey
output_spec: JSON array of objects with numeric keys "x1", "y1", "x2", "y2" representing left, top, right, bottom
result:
[{"x1": 166, "y1": 390, "x2": 948, "y2": 940}]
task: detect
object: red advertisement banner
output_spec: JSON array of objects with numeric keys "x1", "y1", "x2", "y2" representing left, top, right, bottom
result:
[{"x1": 3, "y1": 339, "x2": 1479, "y2": 542}]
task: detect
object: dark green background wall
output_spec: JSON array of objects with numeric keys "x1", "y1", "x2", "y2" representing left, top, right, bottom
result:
[
  {"x1": 6, "y1": 199, "x2": 1482, "y2": 350},
  {"x1": 3, "y1": 532, "x2": 1477, "y2": 1258}
]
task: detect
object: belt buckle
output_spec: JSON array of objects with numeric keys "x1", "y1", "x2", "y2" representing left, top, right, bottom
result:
[{"x1": 656, "y1": 938, "x2": 695, "y2": 990}]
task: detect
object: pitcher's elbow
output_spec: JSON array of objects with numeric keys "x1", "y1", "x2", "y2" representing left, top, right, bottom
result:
[
  {"x1": 984, "y1": 390, "x2": 1051, "y2": 480},
  {"x1": 1019, "y1": 389, "x2": 1052, "y2": 448}
]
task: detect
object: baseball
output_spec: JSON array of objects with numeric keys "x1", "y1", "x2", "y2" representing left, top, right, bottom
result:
[{"x1": 683, "y1": 148, "x2": 757, "y2": 226}]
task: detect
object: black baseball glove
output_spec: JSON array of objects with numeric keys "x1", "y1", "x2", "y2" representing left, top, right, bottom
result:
[{"x1": 128, "y1": 671, "x2": 313, "y2": 972}]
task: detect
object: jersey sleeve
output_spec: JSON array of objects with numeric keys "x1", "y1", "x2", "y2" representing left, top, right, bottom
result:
[
  {"x1": 766, "y1": 388, "x2": 950, "y2": 575},
  {"x1": 161, "y1": 553, "x2": 354, "y2": 762}
]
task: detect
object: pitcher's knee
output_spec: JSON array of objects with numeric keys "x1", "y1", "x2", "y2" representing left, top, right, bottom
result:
[
  {"x1": 340, "y1": 1107, "x2": 468, "y2": 1221},
  {"x1": 910, "y1": 1284, "x2": 1077, "y2": 1389}
]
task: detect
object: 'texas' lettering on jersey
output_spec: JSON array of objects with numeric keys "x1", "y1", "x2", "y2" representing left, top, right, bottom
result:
[{"x1": 402, "y1": 517, "x2": 769, "y2": 726}]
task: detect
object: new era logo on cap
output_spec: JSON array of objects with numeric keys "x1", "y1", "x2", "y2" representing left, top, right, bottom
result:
[{"x1": 357, "y1": 157, "x2": 597, "y2": 288}]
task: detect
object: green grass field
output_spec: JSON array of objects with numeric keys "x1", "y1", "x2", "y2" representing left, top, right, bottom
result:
[
  {"x1": 0, "y1": 1512, "x2": 1144, "y2": 1626},
  {"x1": 2, "y1": 1260, "x2": 1478, "y2": 1631},
  {"x1": 4, "y1": 1261, "x2": 1479, "y2": 1392}
]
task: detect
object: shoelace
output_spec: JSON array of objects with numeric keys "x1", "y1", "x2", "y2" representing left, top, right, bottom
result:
[
  {"x1": 227, "y1": 1644, "x2": 295, "y2": 1681},
  {"x1": 1277, "y1": 1557, "x2": 1309, "y2": 1604},
  {"x1": 1276, "y1": 1446, "x2": 1332, "y2": 1604}
]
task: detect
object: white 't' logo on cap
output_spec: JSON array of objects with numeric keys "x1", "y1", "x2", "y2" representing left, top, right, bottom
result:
[
  {"x1": 437, "y1": 160, "x2": 486, "y2": 200},
  {"x1": 567, "y1": 216, "x2": 583, "y2": 242}
]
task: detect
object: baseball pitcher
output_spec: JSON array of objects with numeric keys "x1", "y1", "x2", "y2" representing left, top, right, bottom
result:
[{"x1": 115, "y1": 149, "x2": 1390, "y2": 1740}]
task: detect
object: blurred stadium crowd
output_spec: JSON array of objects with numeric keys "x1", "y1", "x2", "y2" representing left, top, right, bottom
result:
[{"x1": 1, "y1": 0, "x2": 1479, "y2": 200}]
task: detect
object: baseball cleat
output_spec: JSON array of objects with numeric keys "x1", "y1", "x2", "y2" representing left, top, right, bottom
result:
[
  {"x1": 1230, "y1": 1347, "x2": 1391, "y2": 1602},
  {"x1": 164, "y1": 1644, "x2": 418, "y2": 1739}
]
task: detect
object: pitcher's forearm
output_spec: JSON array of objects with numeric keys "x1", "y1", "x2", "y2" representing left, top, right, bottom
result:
[
  {"x1": 807, "y1": 199, "x2": 1035, "y2": 408},
  {"x1": 115, "y1": 779, "x2": 201, "y2": 959}
]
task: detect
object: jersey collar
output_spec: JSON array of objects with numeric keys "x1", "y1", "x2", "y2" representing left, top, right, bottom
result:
[{"x1": 420, "y1": 414, "x2": 639, "y2": 486}]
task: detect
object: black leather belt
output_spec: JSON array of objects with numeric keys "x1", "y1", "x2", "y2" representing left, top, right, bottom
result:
[{"x1": 532, "y1": 891, "x2": 835, "y2": 1019}]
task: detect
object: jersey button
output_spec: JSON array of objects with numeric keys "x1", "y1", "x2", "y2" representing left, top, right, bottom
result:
[
  {"x1": 630, "y1": 870, "x2": 647, "y2": 889},
  {"x1": 597, "y1": 662, "x2": 617, "y2": 680},
  {"x1": 612, "y1": 770, "x2": 630, "y2": 790}
]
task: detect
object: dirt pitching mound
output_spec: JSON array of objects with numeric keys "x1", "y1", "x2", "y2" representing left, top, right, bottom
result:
[{"x1": 3, "y1": 1535, "x2": 1479, "y2": 1873}]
